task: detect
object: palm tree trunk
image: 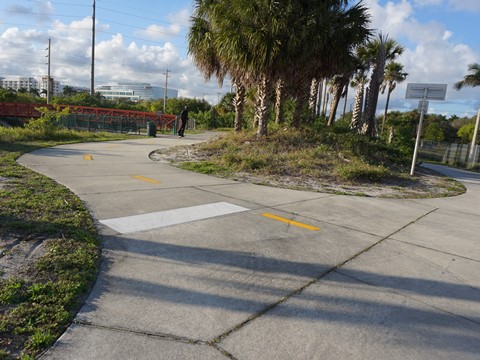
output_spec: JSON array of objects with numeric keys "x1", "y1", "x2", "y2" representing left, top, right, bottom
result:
[
  {"x1": 327, "y1": 83, "x2": 342, "y2": 126},
  {"x1": 321, "y1": 80, "x2": 329, "y2": 116},
  {"x1": 233, "y1": 83, "x2": 245, "y2": 133},
  {"x1": 256, "y1": 75, "x2": 271, "y2": 137},
  {"x1": 316, "y1": 78, "x2": 324, "y2": 115},
  {"x1": 362, "y1": 42, "x2": 386, "y2": 138},
  {"x1": 292, "y1": 81, "x2": 310, "y2": 128},
  {"x1": 342, "y1": 85, "x2": 349, "y2": 121},
  {"x1": 274, "y1": 79, "x2": 285, "y2": 124},
  {"x1": 309, "y1": 78, "x2": 318, "y2": 116},
  {"x1": 381, "y1": 87, "x2": 392, "y2": 135},
  {"x1": 350, "y1": 84, "x2": 364, "y2": 131}
]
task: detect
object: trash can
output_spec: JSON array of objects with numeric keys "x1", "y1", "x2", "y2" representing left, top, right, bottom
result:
[{"x1": 147, "y1": 122, "x2": 157, "y2": 137}]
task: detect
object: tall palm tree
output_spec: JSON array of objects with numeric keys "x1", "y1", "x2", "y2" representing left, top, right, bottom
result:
[
  {"x1": 361, "y1": 34, "x2": 404, "y2": 138},
  {"x1": 455, "y1": 63, "x2": 480, "y2": 162},
  {"x1": 328, "y1": 71, "x2": 353, "y2": 126},
  {"x1": 349, "y1": 72, "x2": 368, "y2": 130},
  {"x1": 380, "y1": 61, "x2": 407, "y2": 134},
  {"x1": 189, "y1": 0, "x2": 370, "y2": 135}
]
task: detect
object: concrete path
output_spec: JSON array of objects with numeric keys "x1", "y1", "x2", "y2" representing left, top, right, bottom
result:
[{"x1": 18, "y1": 134, "x2": 480, "y2": 360}]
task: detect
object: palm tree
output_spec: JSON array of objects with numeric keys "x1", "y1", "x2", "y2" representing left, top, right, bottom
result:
[
  {"x1": 63, "y1": 85, "x2": 77, "y2": 96},
  {"x1": 361, "y1": 34, "x2": 404, "y2": 138},
  {"x1": 380, "y1": 61, "x2": 407, "y2": 134},
  {"x1": 328, "y1": 72, "x2": 352, "y2": 126},
  {"x1": 189, "y1": 0, "x2": 370, "y2": 135},
  {"x1": 455, "y1": 63, "x2": 480, "y2": 90},
  {"x1": 349, "y1": 72, "x2": 368, "y2": 130},
  {"x1": 189, "y1": 4, "x2": 249, "y2": 133},
  {"x1": 455, "y1": 63, "x2": 480, "y2": 163}
]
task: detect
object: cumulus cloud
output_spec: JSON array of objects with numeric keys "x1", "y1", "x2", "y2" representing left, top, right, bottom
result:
[
  {"x1": 6, "y1": 1, "x2": 54, "y2": 24},
  {"x1": 135, "y1": 23, "x2": 182, "y2": 41},
  {"x1": 364, "y1": 0, "x2": 480, "y2": 115}
]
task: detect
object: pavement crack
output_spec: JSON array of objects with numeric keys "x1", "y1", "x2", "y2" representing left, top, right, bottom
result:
[
  {"x1": 210, "y1": 207, "x2": 440, "y2": 346},
  {"x1": 390, "y1": 238, "x2": 480, "y2": 263},
  {"x1": 73, "y1": 320, "x2": 238, "y2": 359}
]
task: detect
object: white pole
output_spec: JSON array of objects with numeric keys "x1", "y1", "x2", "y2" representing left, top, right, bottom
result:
[
  {"x1": 468, "y1": 106, "x2": 480, "y2": 167},
  {"x1": 410, "y1": 89, "x2": 428, "y2": 176},
  {"x1": 47, "y1": 38, "x2": 51, "y2": 104},
  {"x1": 90, "y1": 0, "x2": 95, "y2": 96}
]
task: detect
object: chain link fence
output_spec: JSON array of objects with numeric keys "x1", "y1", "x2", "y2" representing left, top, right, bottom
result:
[{"x1": 419, "y1": 140, "x2": 480, "y2": 170}]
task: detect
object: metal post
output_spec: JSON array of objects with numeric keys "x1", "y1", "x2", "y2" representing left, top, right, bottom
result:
[
  {"x1": 468, "y1": 107, "x2": 480, "y2": 167},
  {"x1": 47, "y1": 39, "x2": 51, "y2": 104},
  {"x1": 410, "y1": 89, "x2": 428, "y2": 176},
  {"x1": 90, "y1": 0, "x2": 96, "y2": 96},
  {"x1": 163, "y1": 69, "x2": 169, "y2": 113}
]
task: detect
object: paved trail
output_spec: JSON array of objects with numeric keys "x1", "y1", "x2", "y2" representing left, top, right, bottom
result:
[{"x1": 18, "y1": 134, "x2": 480, "y2": 360}]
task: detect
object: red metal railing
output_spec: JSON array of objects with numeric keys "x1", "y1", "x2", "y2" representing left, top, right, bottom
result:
[{"x1": 0, "y1": 102, "x2": 177, "y2": 129}]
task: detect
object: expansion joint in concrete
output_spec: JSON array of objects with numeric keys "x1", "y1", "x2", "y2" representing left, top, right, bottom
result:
[{"x1": 210, "y1": 208, "x2": 440, "y2": 346}]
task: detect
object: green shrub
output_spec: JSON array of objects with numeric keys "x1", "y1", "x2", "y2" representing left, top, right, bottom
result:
[{"x1": 336, "y1": 161, "x2": 390, "y2": 182}]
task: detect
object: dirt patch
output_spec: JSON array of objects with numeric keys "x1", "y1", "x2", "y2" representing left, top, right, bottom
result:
[
  {"x1": 150, "y1": 145, "x2": 465, "y2": 199},
  {"x1": 0, "y1": 235, "x2": 49, "y2": 281}
]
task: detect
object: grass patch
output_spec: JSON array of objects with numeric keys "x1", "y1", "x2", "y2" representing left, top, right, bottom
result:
[
  {"x1": 193, "y1": 128, "x2": 404, "y2": 183},
  {"x1": 162, "y1": 128, "x2": 465, "y2": 198},
  {"x1": 177, "y1": 161, "x2": 228, "y2": 174},
  {"x1": 0, "y1": 126, "x2": 138, "y2": 359}
]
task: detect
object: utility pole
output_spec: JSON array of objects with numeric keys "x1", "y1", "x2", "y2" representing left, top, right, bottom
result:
[
  {"x1": 163, "y1": 69, "x2": 170, "y2": 113},
  {"x1": 90, "y1": 0, "x2": 96, "y2": 96},
  {"x1": 46, "y1": 38, "x2": 51, "y2": 104}
]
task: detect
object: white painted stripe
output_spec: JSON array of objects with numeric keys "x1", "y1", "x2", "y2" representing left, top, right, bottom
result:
[{"x1": 99, "y1": 202, "x2": 249, "y2": 234}]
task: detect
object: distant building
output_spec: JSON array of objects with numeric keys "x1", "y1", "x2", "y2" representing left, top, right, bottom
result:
[
  {"x1": 38, "y1": 76, "x2": 61, "y2": 97},
  {"x1": 95, "y1": 82, "x2": 178, "y2": 102},
  {"x1": 0, "y1": 75, "x2": 61, "y2": 96},
  {"x1": 0, "y1": 76, "x2": 38, "y2": 92}
]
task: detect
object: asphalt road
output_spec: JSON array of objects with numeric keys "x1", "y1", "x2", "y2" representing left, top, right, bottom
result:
[{"x1": 17, "y1": 133, "x2": 480, "y2": 360}]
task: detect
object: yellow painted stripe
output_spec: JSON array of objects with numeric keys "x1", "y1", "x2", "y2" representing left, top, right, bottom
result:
[
  {"x1": 133, "y1": 175, "x2": 161, "y2": 184},
  {"x1": 261, "y1": 213, "x2": 320, "y2": 231},
  {"x1": 84, "y1": 154, "x2": 93, "y2": 161}
]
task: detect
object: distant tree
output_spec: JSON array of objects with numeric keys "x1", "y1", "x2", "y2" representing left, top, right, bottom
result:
[
  {"x1": 458, "y1": 122, "x2": 480, "y2": 144},
  {"x1": 62, "y1": 85, "x2": 77, "y2": 96},
  {"x1": 361, "y1": 34, "x2": 404, "y2": 138},
  {"x1": 423, "y1": 122, "x2": 445, "y2": 142},
  {"x1": 380, "y1": 61, "x2": 407, "y2": 134},
  {"x1": 455, "y1": 63, "x2": 480, "y2": 155},
  {"x1": 0, "y1": 88, "x2": 18, "y2": 102}
]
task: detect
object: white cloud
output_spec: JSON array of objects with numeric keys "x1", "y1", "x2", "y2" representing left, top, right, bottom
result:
[
  {"x1": 135, "y1": 23, "x2": 182, "y2": 41},
  {"x1": 363, "y1": 0, "x2": 480, "y2": 115},
  {"x1": 447, "y1": 0, "x2": 480, "y2": 11}
]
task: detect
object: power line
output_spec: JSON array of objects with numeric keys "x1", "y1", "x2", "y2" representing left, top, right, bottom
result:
[{"x1": 96, "y1": 6, "x2": 187, "y2": 29}]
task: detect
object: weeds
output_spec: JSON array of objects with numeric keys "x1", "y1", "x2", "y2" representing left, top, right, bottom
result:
[{"x1": 0, "y1": 126, "x2": 136, "y2": 359}]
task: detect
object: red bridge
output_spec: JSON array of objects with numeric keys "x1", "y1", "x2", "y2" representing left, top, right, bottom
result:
[{"x1": 0, "y1": 102, "x2": 177, "y2": 131}]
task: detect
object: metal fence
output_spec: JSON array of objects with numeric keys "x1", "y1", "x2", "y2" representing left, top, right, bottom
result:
[
  {"x1": 419, "y1": 140, "x2": 480, "y2": 170},
  {"x1": 59, "y1": 114, "x2": 176, "y2": 134}
]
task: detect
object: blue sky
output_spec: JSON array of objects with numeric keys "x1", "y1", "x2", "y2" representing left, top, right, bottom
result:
[{"x1": 1, "y1": 0, "x2": 479, "y2": 117}]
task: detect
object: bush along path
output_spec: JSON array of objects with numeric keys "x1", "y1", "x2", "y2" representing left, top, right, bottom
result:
[{"x1": 0, "y1": 128, "x2": 136, "y2": 359}]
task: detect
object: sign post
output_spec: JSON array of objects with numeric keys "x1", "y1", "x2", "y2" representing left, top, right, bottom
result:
[{"x1": 405, "y1": 83, "x2": 447, "y2": 175}]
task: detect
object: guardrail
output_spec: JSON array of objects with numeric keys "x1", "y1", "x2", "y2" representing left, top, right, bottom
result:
[{"x1": 0, "y1": 102, "x2": 177, "y2": 132}]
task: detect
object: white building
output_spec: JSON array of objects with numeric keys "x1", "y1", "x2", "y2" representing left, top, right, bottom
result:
[
  {"x1": 0, "y1": 75, "x2": 61, "y2": 96},
  {"x1": 96, "y1": 82, "x2": 178, "y2": 102},
  {"x1": 0, "y1": 76, "x2": 38, "y2": 92},
  {"x1": 38, "y1": 76, "x2": 61, "y2": 97}
]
